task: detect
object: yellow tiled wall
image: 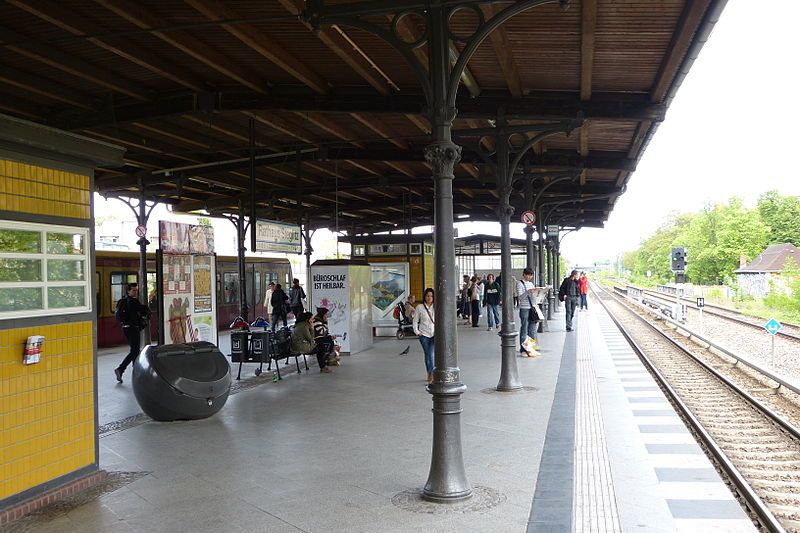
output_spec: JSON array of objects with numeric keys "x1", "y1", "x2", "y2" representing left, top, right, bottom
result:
[
  {"x1": 0, "y1": 159, "x2": 91, "y2": 220},
  {"x1": 1, "y1": 157, "x2": 95, "y2": 503},
  {"x1": 424, "y1": 254, "x2": 435, "y2": 294},
  {"x1": 0, "y1": 322, "x2": 95, "y2": 500}
]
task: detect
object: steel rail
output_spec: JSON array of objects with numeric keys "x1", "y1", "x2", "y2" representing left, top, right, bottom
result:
[
  {"x1": 613, "y1": 285, "x2": 800, "y2": 398},
  {"x1": 594, "y1": 283, "x2": 788, "y2": 532},
  {"x1": 641, "y1": 287, "x2": 800, "y2": 342}
]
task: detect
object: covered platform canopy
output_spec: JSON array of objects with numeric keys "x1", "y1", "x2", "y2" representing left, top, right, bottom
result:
[{"x1": 0, "y1": 0, "x2": 721, "y2": 232}]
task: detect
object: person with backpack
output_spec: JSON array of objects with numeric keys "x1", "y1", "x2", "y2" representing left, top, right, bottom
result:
[
  {"x1": 114, "y1": 282, "x2": 151, "y2": 383},
  {"x1": 270, "y1": 283, "x2": 289, "y2": 331},
  {"x1": 288, "y1": 278, "x2": 306, "y2": 318}
]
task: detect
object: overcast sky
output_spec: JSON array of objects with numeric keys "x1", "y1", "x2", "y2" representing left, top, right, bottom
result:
[{"x1": 96, "y1": 1, "x2": 800, "y2": 267}]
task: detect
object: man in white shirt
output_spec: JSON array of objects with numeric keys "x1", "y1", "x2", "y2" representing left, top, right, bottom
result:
[{"x1": 516, "y1": 268, "x2": 539, "y2": 352}]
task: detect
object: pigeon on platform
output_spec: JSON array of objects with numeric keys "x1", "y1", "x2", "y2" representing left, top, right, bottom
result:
[{"x1": 399, "y1": 345, "x2": 410, "y2": 355}]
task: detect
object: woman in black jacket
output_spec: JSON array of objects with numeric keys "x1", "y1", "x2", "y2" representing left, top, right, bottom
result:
[
  {"x1": 483, "y1": 274, "x2": 501, "y2": 331},
  {"x1": 270, "y1": 283, "x2": 289, "y2": 331}
]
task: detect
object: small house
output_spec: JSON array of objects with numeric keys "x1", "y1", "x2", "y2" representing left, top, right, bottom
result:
[{"x1": 735, "y1": 243, "x2": 800, "y2": 298}]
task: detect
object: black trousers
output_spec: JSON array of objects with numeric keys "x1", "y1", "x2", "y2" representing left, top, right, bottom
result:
[
  {"x1": 315, "y1": 337, "x2": 335, "y2": 368},
  {"x1": 119, "y1": 326, "x2": 141, "y2": 372},
  {"x1": 271, "y1": 311, "x2": 287, "y2": 331},
  {"x1": 291, "y1": 305, "x2": 304, "y2": 318},
  {"x1": 470, "y1": 300, "x2": 480, "y2": 327}
]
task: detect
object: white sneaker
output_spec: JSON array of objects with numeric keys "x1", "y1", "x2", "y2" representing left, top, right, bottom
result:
[{"x1": 487, "y1": 327, "x2": 492, "y2": 331}]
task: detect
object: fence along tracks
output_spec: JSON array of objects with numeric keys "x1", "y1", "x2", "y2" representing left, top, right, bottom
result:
[{"x1": 595, "y1": 283, "x2": 800, "y2": 533}]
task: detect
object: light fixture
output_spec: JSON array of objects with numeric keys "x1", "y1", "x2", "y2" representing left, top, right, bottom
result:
[{"x1": 457, "y1": 214, "x2": 470, "y2": 219}]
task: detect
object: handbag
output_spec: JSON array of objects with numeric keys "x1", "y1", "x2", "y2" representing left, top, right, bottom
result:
[{"x1": 526, "y1": 292, "x2": 539, "y2": 323}]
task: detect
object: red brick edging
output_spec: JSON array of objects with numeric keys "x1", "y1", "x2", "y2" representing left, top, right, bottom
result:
[{"x1": 0, "y1": 470, "x2": 108, "y2": 527}]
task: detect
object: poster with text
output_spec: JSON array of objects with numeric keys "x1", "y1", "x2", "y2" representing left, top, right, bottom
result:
[
  {"x1": 191, "y1": 255, "x2": 217, "y2": 344},
  {"x1": 311, "y1": 266, "x2": 350, "y2": 352},
  {"x1": 163, "y1": 254, "x2": 193, "y2": 344},
  {"x1": 370, "y1": 263, "x2": 408, "y2": 327}
]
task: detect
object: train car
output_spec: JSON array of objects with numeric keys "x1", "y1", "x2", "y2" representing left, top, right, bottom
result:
[{"x1": 96, "y1": 251, "x2": 292, "y2": 348}]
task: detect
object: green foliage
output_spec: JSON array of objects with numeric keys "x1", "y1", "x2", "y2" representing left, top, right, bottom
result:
[
  {"x1": 757, "y1": 190, "x2": 800, "y2": 246},
  {"x1": 763, "y1": 258, "x2": 800, "y2": 316}
]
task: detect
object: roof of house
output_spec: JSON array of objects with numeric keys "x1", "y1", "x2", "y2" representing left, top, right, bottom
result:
[{"x1": 735, "y1": 243, "x2": 800, "y2": 273}]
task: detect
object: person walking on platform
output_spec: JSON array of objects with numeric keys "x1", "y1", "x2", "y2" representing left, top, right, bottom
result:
[
  {"x1": 288, "y1": 278, "x2": 306, "y2": 318},
  {"x1": 460, "y1": 274, "x2": 471, "y2": 324},
  {"x1": 483, "y1": 274, "x2": 501, "y2": 331},
  {"x1": 469, "y1": 276, "x2": 481, "y2": 327},
  {"x1": 475, "y1": 274, "x2": 484, "y2": 318},
  {"x1": 270, "y1": 283, "x2": 289, "y2": 331},
  {"x1": 516, "y1": 268, "x2": 539, "y2": 352},
  {"x1": 579, "y1": 272, "x2": 589, "y2": 311},
  {"x1": 114, "y1": 283, "x2": 151, "y2": 383},
  {"x1": 559, "y1": 270, "x2": 581, "y2": 331},
  {"x1": 412, "y1": 288, "x2": 436, "y2": 384}
]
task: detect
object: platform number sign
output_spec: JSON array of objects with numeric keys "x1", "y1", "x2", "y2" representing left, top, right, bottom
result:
[
  {"x1": 764, "y1": 318, "x2": 783, "y2": 336},
  {"x1": 520, "y1": 210, "x2": 536, "y2": 225},
  {"x1": 696, "y1": 297, "x2": 704, "y2": 308}
]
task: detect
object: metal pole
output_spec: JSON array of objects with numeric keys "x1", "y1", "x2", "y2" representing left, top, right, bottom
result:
[
  {"x1": 524, "y1": 225, "x2": 535, "y2": 273},
  {"x1": 136, "y1": 186, "x2": 151, "y2": 346},
  {"x1": 305, "y1": 213, "x2": 313, "y2": 309},
  {"x1": 236, "y1": 206, "x2": 248, "y2": 321},
  {"x1": 496, "y1": 142, "x2": 522, "y2": 392},
  {"x1": 772, "y1": 334, "x2": 776, "y2": 370},
  {"x1": 422, "y1": 2, "x2": 471, "y2": 503}
]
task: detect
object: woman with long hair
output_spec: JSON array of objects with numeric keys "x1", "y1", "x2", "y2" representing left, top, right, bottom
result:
[{"x1": 412, "y1": 288, "x2": 436, "y2": 384}]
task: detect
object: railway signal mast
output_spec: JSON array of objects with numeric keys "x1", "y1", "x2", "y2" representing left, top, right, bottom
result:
[{"x1": 671, "y1": 247, "x2": 688, "y2": 321}]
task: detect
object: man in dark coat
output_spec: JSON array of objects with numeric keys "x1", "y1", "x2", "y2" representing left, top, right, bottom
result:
[
  {"x1": 114, "y1": 283, "x2": 151, "y2": 382},
  {"x1": 558, "y1": 270, "x2": 581, "y2": 332}
]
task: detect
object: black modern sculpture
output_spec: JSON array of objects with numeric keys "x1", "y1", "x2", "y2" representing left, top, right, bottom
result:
[{"x1": 132, "y1": 341, "x2": 232, "y2": 421}]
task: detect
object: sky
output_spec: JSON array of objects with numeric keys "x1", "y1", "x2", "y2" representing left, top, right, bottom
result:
[{"x1": 95, "y1": 1, "x2": 800, "y2": 270}]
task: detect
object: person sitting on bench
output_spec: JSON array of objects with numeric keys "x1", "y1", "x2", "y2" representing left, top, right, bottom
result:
[
  {"x1": 291, "y1": 311, "x2": 315, "y2": 358},
  {"x1": 312, "y1": 307, "x2": 337, "y2": 373}
]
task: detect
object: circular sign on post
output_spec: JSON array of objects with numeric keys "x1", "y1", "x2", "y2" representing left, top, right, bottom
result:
[
  {"x1": 520, "y1": 210, "x2": 536, "y2": 225},
  {"x1": 135, "y1": 225, "x2": 147, "y2": 238}
]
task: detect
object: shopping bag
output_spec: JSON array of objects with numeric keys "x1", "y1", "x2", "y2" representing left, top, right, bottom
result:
[{"x1": 522, "y1": 336, "x2": 541, "y2": 358}]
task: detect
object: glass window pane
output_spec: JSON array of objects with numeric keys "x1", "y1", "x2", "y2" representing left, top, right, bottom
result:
[
  {"x1": 0, "y1": 229, "x2": 41, "y2": 253},
  {"x1": 48, "y1": 286, "x2": 86, "y2": 308},
  {"x1": 0, "y1": 287, "x2": 43, "y2": 312},
  {"x1": 46, "y1": 232, "x2": 84, "y2": 255},
  {"x1": 111, "y1": 274, "x2": 124, "y2": 284},
  {"x1": 47, "y1": 259, "x2": 85, "y2": 281},
  {"x1": 223, "y1": 273, "x2": 239, "y2": 305},
  {"x1": 0, "y1": 259, "x2": 42, "y2": 281}
]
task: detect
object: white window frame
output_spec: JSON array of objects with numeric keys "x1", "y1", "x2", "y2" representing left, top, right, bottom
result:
[{"x1": 0, "y1": 220, "x2": 92, "y2": 319}]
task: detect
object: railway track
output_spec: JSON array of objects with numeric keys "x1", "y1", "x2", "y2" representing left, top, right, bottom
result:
[
  {"x1": 631, "y1": 285, "x2": 800, "y2": 342},
  {"x1": 594, "y1": 283, "x2": 800, "y2": 533}
]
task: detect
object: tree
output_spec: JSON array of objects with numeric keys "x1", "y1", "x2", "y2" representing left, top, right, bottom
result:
[{"x1": 757, "y1": 190, "x2": 800, "y2": 246}]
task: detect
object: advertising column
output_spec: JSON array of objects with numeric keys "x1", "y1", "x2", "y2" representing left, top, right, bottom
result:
[{"x1": 311, "y1": 266, "x2": 350, "y2": 352}]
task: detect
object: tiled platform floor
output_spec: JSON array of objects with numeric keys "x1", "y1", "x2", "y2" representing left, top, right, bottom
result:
[{"x1": 18, "y1": 302, "x2": 755, "y2": 532}]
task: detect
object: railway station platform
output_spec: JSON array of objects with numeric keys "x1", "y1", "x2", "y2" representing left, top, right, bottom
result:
[{"x1": 12, "y1": 304, "x2": 755, "y2": 533}]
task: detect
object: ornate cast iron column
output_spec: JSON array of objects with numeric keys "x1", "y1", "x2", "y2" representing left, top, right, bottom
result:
[
  {"x1": 304, "y1": 0, "x2": 571, "y2": 503},
  {"x1": 525, "y1": 225, "x2": 535, "y2": 274}
]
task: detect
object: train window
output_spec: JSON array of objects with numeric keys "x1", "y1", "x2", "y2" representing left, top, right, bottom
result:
[
  {"x1": 223, "y1": 272, "x2": 239, "y2": 304},
  {"x1": 110, "y1": 272, "x2": 138, "y2": 312},
  {"x1": 265, "y1": 272, "x2": 278, "y2": 285},
  {"x1": 245, "y1": 270, "x2": 260, "y2": 309}
]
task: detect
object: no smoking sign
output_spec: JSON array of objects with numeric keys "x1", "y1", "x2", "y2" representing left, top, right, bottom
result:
[{"x1": 520, "y1": 210, "x2": 536, "y2": 225}]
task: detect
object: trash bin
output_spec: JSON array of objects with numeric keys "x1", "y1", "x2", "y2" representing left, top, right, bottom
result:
[
  {"x1": 132, "y1": 341, "x2": 231, "y2": 421},
  {"x1": 250, "y1": 330, "x2": 269, "y2": 360},
  {"x1": 230, "y1": 331, "x2": 252, "y2": 362}
]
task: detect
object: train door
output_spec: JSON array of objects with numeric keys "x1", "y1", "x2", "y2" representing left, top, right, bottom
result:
[{"x1": 245, "y1": 265, "x2": 260, "y2": 318}]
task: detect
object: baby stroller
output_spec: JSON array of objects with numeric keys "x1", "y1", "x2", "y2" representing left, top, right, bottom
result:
[{"x1": 393, "y1": 302, "x2": 416, "y2": 340}]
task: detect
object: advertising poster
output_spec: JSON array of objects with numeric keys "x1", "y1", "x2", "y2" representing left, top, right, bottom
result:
[
  {"x1": 254, "y1": 219, "x2": 302, "y2": 254},
  {"x1": 163, "y1": 254, "x2": 193, "y2": 344},
  {"x1": 311, "y1": 266, "x2": 350, "y2": 352},
  {"x1": 191, "y1": 255, "x2": 217, "y2": 344},
  {"x1": 370, "y1": 262, "x2": 408, "y2": 327},
  {"x1": 189, "y1": 225, "x2": 215, "y2": 254},
  {"x1": 159, "y1": 221, "x2": 190, "y2": 254}
]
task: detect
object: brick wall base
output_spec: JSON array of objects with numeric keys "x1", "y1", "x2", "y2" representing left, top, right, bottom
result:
[{"x1": 0, "y1": 470, "x2": 107, "y2": 527}]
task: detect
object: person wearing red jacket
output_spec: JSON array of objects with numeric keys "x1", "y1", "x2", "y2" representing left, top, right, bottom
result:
[{"x1": 579, "y1": 271, "x2": 589, "y2": 311}]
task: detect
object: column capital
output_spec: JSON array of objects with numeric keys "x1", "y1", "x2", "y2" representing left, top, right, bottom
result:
[{"x1": 424, "y1": 141, "x2": 462, "y2": 180}]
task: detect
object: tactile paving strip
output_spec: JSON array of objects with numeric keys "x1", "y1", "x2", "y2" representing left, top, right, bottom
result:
[{"x1": 573, "y1": 315, "x2": 622, "y2": 532}]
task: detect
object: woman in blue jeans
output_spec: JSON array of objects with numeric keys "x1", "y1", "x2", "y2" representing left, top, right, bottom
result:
[{"x1": 412, "y1": 288, "x2": 436, "y2": 384}]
